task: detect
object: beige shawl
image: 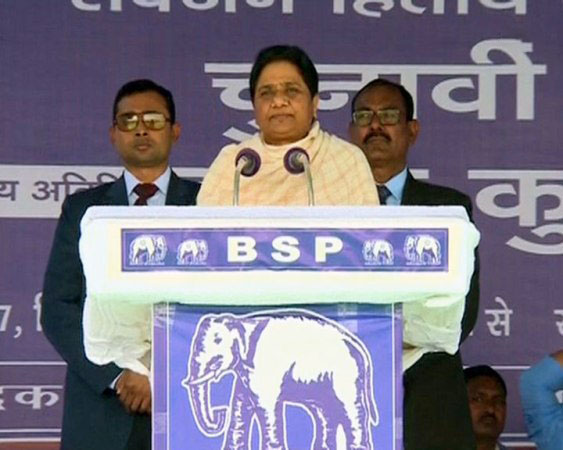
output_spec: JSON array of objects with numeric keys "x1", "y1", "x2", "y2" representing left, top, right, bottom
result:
[{"x1": 197, "y1": 122, "x2": 379, "y2": 206}]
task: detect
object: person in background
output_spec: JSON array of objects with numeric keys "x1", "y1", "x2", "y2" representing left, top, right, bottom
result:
[
  {"x1": 41, "y1": 79, "x2": 199, "y2": 450},
  {"x1": 464, "y1": 365, "x2": 508, "y2": 450},
  {"x1": 348, "y1": 77, "x2": 480, "y2": 450},
  {"x1": 520, "y1": 349, "x2": 563, "y2": 450}
]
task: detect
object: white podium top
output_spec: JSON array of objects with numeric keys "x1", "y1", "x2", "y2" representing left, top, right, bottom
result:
[{"x1": 80, "y1": 206, "x2": 479, "y2": 373}]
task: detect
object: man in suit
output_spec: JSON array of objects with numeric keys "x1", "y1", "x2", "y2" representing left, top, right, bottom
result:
[
  {"x1": 41, "y1": 79, "x2": 200, "y2": 450},
  {"x1": 348, "y1": 78, "x2": 480, "y2": 449}
]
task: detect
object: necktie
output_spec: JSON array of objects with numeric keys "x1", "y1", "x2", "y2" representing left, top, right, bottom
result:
[
  {"x1": 377, "y1": 184, "x2": 392, "y2": 205},
  {"x1": 134, "y1": 183, "x2": 158, "y2": 205}
]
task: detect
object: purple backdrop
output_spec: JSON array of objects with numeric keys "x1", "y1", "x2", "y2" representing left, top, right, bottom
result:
[{"x1": 0, "y1": 1, "x2": 561, "y2": 447}]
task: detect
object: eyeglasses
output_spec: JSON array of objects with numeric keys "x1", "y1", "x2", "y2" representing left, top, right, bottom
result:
[
  {"x1": 114, "y1": 112, "x2": 171, "y2": 132},
  {"x1": 351, "y1": 108, "x2": 401, "y2": 127}
]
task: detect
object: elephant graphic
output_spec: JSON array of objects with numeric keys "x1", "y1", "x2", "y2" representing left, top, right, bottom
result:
[
  {"x1": 363, "y1": 239, "x2": 394, "y2": 265},
  {"x1": 129, "y1": 234, "x2": 167, "y2": 265},
  {"x1": 404, "y1": 234, "x2": 441, "y2": 265},
  {"x1": 183, "y1": 309, "x2": 379, "y2": 450},
  {"x1": 177, "y1": 239, "x2": 209, "y2": 265}
]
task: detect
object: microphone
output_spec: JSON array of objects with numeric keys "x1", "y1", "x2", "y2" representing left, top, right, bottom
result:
[
  {"x1": 284, "y1": 147, "x2": 315, "y2": 206},
  {"x1": 233, "y1": 148, "x2": 261, "y2": 205}
]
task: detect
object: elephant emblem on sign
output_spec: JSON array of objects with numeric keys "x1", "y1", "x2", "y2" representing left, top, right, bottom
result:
[
  {"x1": 183, "y1": 310, "x2": 379, "y2": 450},
  {"x1": 177, "y1": 239, "x2": 209, "y2": 265},
  {"x1": 129, "y1": 234, "x2": 167, "y2": 265},
  {"x1": 363, "y1": 239, "x2": 394, "y2": 265},
  {"x1": 404, "y1": 234, "x2": 441, "y2": 265}
]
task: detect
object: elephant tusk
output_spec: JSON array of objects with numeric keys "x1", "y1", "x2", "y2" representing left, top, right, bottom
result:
[{"x1": 185, "y1": 371, "x2": 215, "y2": 386}]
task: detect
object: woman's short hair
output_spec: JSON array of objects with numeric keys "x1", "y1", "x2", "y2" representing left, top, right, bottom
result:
[{"x1": 249, "y1": 45, "x2": 318, "y2": 102}]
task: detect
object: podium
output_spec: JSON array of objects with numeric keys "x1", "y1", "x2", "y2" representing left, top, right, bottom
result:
[{"x1": 79, "y1": 206, "x2": 479, "y2": 450}]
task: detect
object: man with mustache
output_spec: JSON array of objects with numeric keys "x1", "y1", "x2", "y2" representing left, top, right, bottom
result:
[
  {"x1": 348, "y1": 78, "x2": 480, "y2": 449},
  {"x1": 464, "y1": 365, "x2": 508, "y2": 450},
  {"x1": 41, "y1": 79, "x2": 200, "y2": 449}
]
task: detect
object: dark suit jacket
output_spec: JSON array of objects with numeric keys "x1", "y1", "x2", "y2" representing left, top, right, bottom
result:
[
  {"x1": 41, "y1": 172, "x2": 199, "y2": 450},
  {"x1": 401, "y1": 171, "x2": 479, "y2": 450}
]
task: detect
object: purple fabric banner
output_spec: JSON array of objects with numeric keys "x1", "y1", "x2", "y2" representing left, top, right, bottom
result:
[
  {"x1": 0, "y1": 1, "x2": 561, "y2": 446},
  {"x1": 153, "y1": 303, "x2": 402, "y2": 450},
  {"x1": 121, "y1": 228, "x2": 448, "y2": 271}
]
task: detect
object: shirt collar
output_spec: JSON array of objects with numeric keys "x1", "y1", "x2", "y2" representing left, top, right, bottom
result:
[
  {"x1": 381, "y1": 167, "x2": 408, "y2": 203},
  {"x1": 124, "y1": 167, "x2": 171, "y2": 197}
]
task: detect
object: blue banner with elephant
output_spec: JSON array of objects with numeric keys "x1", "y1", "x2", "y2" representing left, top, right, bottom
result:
[
  {"x1": 122, "y1": 228, "x2": 448, "y2": 271},
  {"x1": 152, "y1": 303, "x2": 402, "y2": 450}
]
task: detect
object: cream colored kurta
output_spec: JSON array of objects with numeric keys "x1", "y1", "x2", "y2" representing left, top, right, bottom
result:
[{"x1": 197, "y1": 122, "x2": 379, "y2": 206}]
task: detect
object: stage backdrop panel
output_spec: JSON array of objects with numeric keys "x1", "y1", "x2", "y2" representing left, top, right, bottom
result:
[{"x1": 0, "y1": 1, "x2": 561, "y2": 447}]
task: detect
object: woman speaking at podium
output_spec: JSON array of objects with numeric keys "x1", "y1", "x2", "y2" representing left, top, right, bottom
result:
[{"x1": 197, "y1": 44, "x2": 379, "y2": 207}]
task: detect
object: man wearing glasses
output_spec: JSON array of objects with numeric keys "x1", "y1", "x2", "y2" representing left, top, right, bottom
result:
[
  {"x1": 348, "y1": 78, "x2": 480, "y2": 450},
  {"x1": 41, "y1": 79, "x2": 199, "y2": 450}
]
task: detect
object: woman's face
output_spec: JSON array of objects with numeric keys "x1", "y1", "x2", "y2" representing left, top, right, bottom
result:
[{"x1": 253, "y1": 60, "x2": 319, "y2": 145}]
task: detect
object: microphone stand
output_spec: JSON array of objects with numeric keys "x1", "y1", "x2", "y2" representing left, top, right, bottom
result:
[
  {"x1": 233, "y1": 148, "x2": 261, "y2": 206},
  {"x1": 284, "y1": 147, "x2": 315, "y2": 206}
]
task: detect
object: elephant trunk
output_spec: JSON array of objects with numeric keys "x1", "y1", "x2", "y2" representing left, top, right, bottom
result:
[{"x1": 188, "y1": 380, "x2": 227, "y2": 436}]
